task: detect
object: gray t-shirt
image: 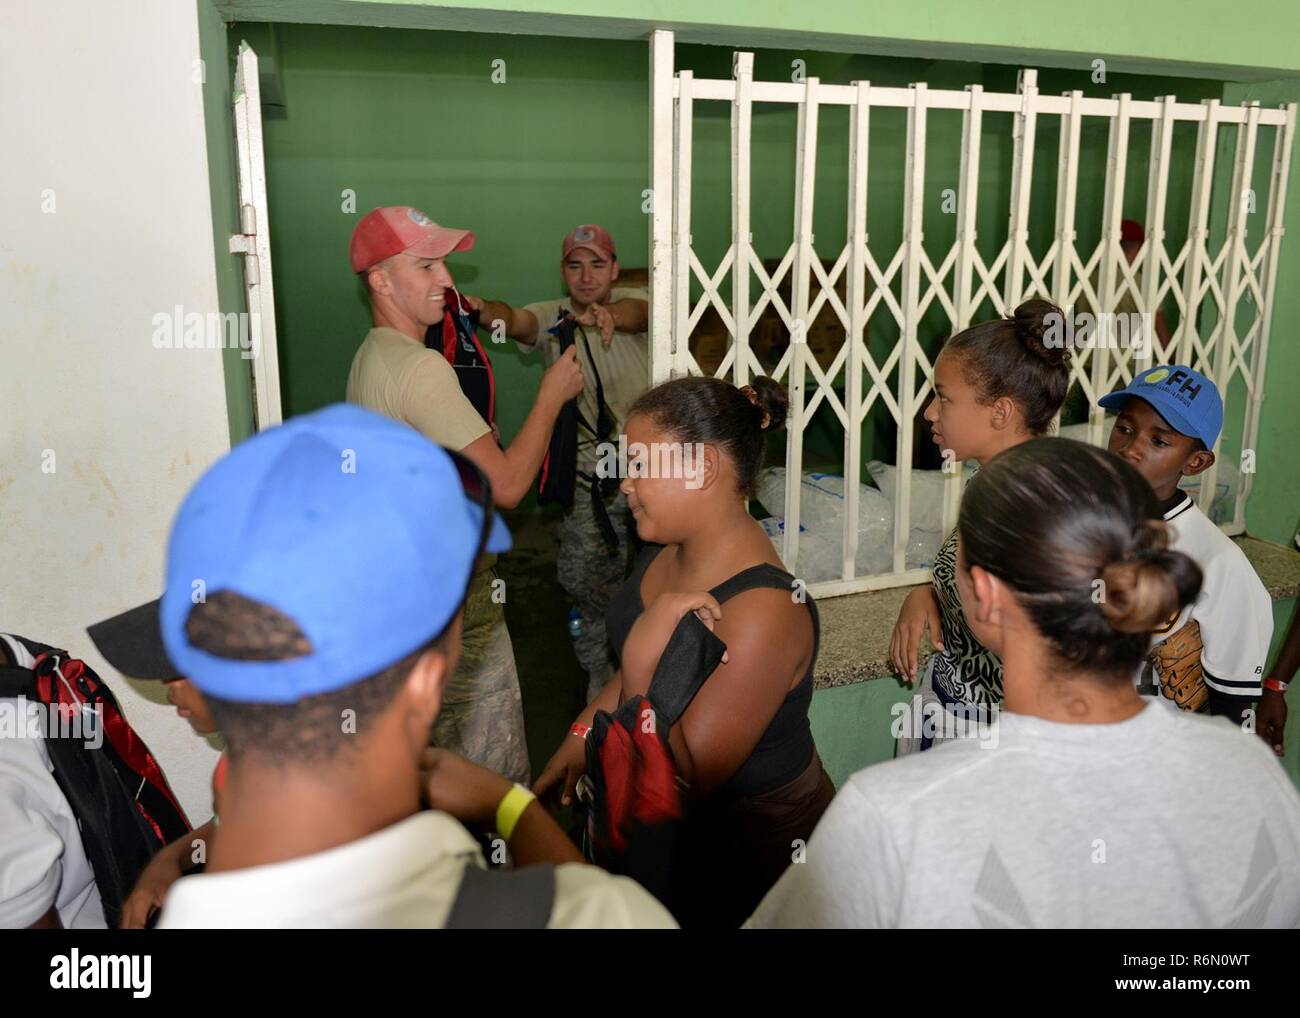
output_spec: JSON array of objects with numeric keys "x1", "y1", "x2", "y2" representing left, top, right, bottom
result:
[{"x1": 747, "y1": 703, "x2": 1300, "y2": 928}]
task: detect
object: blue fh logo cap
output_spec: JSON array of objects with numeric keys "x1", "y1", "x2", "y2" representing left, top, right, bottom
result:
[{"x1": 1098, "y1": 364, "x2": 1223, "y2": 449}]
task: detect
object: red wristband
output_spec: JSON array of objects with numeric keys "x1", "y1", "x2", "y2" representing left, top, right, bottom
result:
[
  {"x1": 1263, "y1": 678, "x2": 1289, "y2": 694},
  {"x1": 570, "y1": 722, "x2": 591, "y2": 740}
]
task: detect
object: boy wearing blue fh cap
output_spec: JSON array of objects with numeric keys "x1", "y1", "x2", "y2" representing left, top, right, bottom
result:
[
  {"x1": 1099, "y1": 365, "x2": 1271, "y2": 726},
  {"x1": 138, "y1": 404, "x2": 671, "y2": 928}
]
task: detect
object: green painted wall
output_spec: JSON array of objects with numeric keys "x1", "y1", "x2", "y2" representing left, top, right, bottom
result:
[
  {"x1": 237, "y1": 22, "x2": 650, "y2": 456},
  {"x1": 219, "y1": 0, "x2": 1300, "y2": 79},
  {"x1": 809, "y1": 675, "x2": 916, "y2": 789}
]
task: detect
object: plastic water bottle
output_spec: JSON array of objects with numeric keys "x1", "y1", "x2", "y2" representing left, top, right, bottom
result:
[{"x1": 567, "y1": 608, "x2": 583, "y2": 642}]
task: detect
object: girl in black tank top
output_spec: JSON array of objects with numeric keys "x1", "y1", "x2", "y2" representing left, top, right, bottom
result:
[
  {"x1": 607, "y1": 545, "x2": 819, "y2": 797},
  {"x1": 535, "y1": 376, "x2": 835, "y2": 928}
]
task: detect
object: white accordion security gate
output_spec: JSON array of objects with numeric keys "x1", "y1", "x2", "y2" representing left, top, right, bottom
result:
[{"x1": 647, "y1": 30, "x2": 1296, "y2": 598}]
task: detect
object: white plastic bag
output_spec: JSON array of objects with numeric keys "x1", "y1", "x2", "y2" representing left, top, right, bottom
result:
[{"x1": 756, "y1": 469, "x2": 908, "y2": 579}]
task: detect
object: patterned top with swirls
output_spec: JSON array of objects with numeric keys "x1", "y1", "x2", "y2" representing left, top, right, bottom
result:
[{"x1": 928, "y1": 527, "x2": 1004, "y2": 708}]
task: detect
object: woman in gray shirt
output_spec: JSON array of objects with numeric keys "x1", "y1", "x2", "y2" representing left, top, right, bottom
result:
[{"x1": 749, "y1": 438, "x2": 1300, "y2": 928}]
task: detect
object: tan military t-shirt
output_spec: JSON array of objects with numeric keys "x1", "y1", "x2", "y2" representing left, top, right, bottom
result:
[
  {"x1": 346, "y1": 327, "x2": 490, "y2": 452},
  {"x1": 520, "y1": 286, "x2": 650, "y2": 477}
]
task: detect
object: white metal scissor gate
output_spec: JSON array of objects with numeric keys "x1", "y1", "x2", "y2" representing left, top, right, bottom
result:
[{"x1": 648, "y1": 30, "x2": 1296, "y2": 598}]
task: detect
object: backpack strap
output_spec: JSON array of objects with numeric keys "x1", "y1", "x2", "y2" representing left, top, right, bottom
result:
[
  {"x1": 0, "y1": 667, "x2": 37, "y2": 699},
  {"x1": 574, "y1": 324, "x2": 614, "y2": 442},
  {"x1": 573, "y1": 325, "x2": 622, "y2": 555},
  {"x1": 644, "y1": 611, "x2": 729, "y2": 728},
  {"x1": 643, "y1": 562, "x2": 820, "y2": 726},
  {"x1": 442, "y1": 862, "x2": 557, "y2": 929},
  {"x1": 1, "y1": 633, "x2": 60, "y2": 663},
  {"x1": 709, "y1": 562, "x2": 803, "y2": 605},
  {"x1": 0, "y1": 634, "x2": 59, "y2": 698},
  {"x1": 709, "y1": 563, "x2": 820, "y2": 659}
]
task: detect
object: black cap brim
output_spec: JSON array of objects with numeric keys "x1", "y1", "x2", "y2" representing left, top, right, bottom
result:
[{"x1": 86, "y1": 598, "x2": 179, "y2": 680}]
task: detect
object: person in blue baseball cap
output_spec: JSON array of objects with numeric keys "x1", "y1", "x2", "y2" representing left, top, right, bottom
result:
[
  {"x1": 1099, "y1": 365, "x2": 1271, "y2": 730},
  {"x1": 1098, "y1": 363, "x2": 1224, "y2": 455},
  {"x1": 95, "y1": 404, "x2": 673, "y2": 928}
]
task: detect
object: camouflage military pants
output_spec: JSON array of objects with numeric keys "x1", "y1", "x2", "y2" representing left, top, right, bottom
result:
[
  {"x1": 430, "y1": 566, "x2": 531, "y2": 785},
  {"x1": 558, "y1": 485, "x2": 633, "y2": 703}
]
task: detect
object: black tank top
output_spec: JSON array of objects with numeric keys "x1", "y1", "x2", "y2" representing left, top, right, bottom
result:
[{"x1": 605, "y1": 544, "x2": 819, "y2": 798}]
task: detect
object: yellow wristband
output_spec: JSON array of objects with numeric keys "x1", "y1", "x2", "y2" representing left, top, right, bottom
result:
[{"x1": 495, "y1": 783, "x2": 536, "y2": 843}]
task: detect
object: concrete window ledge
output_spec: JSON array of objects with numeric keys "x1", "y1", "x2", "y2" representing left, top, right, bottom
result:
[{"x1": 814, "y1": 535, "x2": 1300, "y2": 690}]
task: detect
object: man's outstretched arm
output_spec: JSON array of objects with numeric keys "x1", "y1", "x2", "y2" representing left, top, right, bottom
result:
[{"x1": 468, "y1": 297, "x2": 541, "y2": 346}]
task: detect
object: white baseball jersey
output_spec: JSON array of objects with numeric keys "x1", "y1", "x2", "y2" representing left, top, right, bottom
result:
[{"x1": 1145, "y1": 492, "x2": 1271, "y2": 702}]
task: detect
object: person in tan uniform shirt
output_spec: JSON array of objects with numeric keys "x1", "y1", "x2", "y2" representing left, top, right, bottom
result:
[
  {"x1": 345, "y1": 206, "x2": 583, "y2": 784},
  {"x1": 470, "y1": 225, "x2": 650, "y2": 702}
]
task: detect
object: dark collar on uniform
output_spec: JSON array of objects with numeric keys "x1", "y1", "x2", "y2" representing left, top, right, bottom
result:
[{"x1": 1161, "y1": 489, "x2": 1193, "y2": 521}]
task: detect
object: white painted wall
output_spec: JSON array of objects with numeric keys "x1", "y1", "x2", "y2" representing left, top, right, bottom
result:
[{"x1": 1, "y1": 0, "x2": 229, "y2": 822}]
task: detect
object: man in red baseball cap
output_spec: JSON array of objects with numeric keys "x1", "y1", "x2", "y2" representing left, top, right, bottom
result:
[
  {"x1": 345, "y1": 206, "x2": 584, "y2": 785},
  {"x1": 466, "y1": 224, "x2": 649, "y2": 703},
  {"x1": 348, "y1": 205, "x2": 476, "y2": 276}
]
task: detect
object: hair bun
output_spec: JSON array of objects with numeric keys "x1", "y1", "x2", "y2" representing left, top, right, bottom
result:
[
  {"x1": 1096, "y1": 521, "x2": 1198, "y2": 634},
  {"x1": 1013, "y1": 298, "x2": 1071, "y2": 369},
  {"x1": 742, "y1": 376, "x2": 789, "y2": 433},
  {"x1": 1131, "y1": 518, "x2": 1171, "y2": 558},
  {"x1": 1097, "y1": 559, "x2": 1179, "y2": 634}
]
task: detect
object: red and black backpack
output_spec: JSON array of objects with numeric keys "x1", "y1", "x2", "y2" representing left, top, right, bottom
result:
[
  {"x1": 427, "y1": 286, "x2": 496, "y2": 429},
  {"x1": 0, "y1": 634, "x2": 191, "y2": 927},
  {"x1": 580, "y1": 612, "x2": 727, "y2": 904}
]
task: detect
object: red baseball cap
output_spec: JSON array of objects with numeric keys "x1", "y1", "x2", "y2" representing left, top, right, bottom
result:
[
  {"x1": 1120, "y1": 219, "x2": 1145, "y2": 245},
  {"x1": 562, "y1": 224, "x2": 616, "y2": 262},
  {"x1": 350, "y1": 206, "x2": 475, "y2": 274}
]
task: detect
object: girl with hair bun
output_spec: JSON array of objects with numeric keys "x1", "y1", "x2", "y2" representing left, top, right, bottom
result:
[
  {"x1": 890, "y1": 299, "x2": 1071, "y2": 750},
  {"x1": 535, "y1": 374, "x2": 835, "y2": 927},
  {"x1": 749, "y1": 438, "x2": 1300, "y2": 929}
]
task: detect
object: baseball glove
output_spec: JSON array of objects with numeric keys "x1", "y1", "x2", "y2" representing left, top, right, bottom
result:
[{"x1": 1149, "y1": 619, "x2": 1207, "y2": 713}]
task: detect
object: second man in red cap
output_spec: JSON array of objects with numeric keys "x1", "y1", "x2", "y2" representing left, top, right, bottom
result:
[{"x1": 468, "y1": 225, "x2": 649, "y2": 703}]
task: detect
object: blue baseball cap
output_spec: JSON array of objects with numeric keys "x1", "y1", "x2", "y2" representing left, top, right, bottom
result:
[
  {"x1": 150, "y1": 403, "x2": 509, "y2": 704},
  {"x1": 1097, "y1": 364, "x2": 1223, "y2": 449}
]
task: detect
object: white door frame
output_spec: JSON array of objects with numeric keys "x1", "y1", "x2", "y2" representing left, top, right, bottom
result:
[{"x1": 230, "y1": 41, "x2": 284, "y2": 431}]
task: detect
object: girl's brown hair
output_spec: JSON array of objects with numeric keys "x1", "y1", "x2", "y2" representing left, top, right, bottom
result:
[{"x1": 944, "y1": 298, "x2": 1072, "y2": 435}]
